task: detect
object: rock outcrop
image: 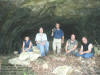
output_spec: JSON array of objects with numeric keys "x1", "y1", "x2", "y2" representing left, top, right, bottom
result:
[{"x1": 9, "y1": 46, "x2": 41, "y2": 66}]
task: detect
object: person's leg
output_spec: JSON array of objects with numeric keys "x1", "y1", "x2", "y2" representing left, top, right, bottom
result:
[
  {"x1": 53, "y1": 39, "x2": 57, "y2": 54},
  {"x1": 37, "y1": 44, "x2": 40, "y2": 49},
  {"x1": 76, "y1": 52, "x2": 80, "y2": 56},
  {"x1": 19, "y1": 48, "x2": 27, "y2": 54},
  {"x1": 83, "y1": 53, "x2": 94, "y2": 58},
  {"x1": 19, "y1": 49, "x2": 22, "y2": 54},
  {"x1": 27, "y1": 48, "x2": 33, "y2": 52},
  {"x1": 70, "y1": 51, "x2": 75, "y2": 56},
  {"x1": 71, "y1": 49, "x2": 78, "y2": 56},
  {"x1": 44, "y1": 41, "x2": 49, "y2": 55},
  {"x1": 37, "y1": 44, "x2": 45, "y2": 56},
  {"x1": 66, "y1": 50, "x2": 71, "y2": 56},
  {"x1": 57, "y1": 39, "x2": 61, "y2": 55},
  {"x1": 76, "y1": 52, "x2": 84, "y2": 57}
]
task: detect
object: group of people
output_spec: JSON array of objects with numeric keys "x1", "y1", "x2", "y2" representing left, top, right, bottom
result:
[{"x1": 21, "y1": 23, "x2": 95, "y2": 59}]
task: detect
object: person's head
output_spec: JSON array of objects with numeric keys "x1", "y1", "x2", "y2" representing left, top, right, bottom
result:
[
  {"x1": 82, "y1": 37, "x2": 88, "y2": 44},
  {"x1": 25, "y1": 36, "x2": 30, "y2": 41},
  {"x1": 56, "y1": 23, "x2": 60, "y2": 29},
  {"x1": 71, "y1": 34, "x2": 76, "y2": 41},
  {"x1": 39, "y1": 27, "x2": 43, "y2": 33}
]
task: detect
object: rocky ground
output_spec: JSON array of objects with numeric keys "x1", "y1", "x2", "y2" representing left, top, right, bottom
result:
[
  {"x1": 0, "y1": 53, "x2": 100, "y2": 75},
  {"x1": 30, "y1": 54, "x2": 99, "y2": 75}
]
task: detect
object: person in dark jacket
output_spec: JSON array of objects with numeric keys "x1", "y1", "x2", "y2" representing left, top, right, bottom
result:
[{"x1": 76, "y1": 37, "x2": 95, "y2": 58}]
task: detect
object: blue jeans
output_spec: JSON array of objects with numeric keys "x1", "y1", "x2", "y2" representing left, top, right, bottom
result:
[
  {"x1": 76, "y1": 52, "x2": 94, "y2": 58},
  {"x1": 37, "y1": 41, "x2": 49, "y2": 56},
  {"x1": 19, "y1": 48, "x2": 33, "y2": 54},
  {"x1": 24, "y1": 48, "x2": 33, "y2": 52},
  {"x1": 66, "y1": 49, "x2": 78, "y2": 56}
]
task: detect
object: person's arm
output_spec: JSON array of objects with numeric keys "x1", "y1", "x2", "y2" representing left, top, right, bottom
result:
[
  {"x1": 62, "y1": 36, "x2": 64, "y2": 43},
  {"x1": 25, "y1": 42, "x2": 32, "y2": 51},
  {"x1": 69, "y1": 41, "x2": 78, "y2": 52},
  {"x1": 35, "y1": 34, "x2": 40, "y2": 44},
  {"x1": 51, "y1": 29, "x2": 54, "y2": 37},
  {"x1": 42, "y1": 34, "x2": 47, "y2": 45},
  {"x1": 83, "y1": 44, "x2": 93, "y2": 54},
  {"x1": 44, "y1": 34, "x2": 47, "y2": 41},
  {"x1": 65, "y1": 41, "x2": 69, "y2": 53},
  {"x1": 61, "y1": 30, "x2": 64, "y2": 43},
  {"x1": 70, "y1": 44, "x2": 78, "y2": 52},
  {"x1": 22, "y1": 42, "x2": 25, "y2": 52},
  {"x1": 79, "y1": 45, "x2": 84, "y2": 55}
]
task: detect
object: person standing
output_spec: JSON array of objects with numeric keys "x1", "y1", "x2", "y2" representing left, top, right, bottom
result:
[
  {"x1": 51, "y1": 23, "x2": 64, "y2": 55},
  {"x1": 76, "y1": 37, "x2": 95, "y2": 58},
  {"x1": 35, "y1": 27, "x2": 49, "y2": 57}
]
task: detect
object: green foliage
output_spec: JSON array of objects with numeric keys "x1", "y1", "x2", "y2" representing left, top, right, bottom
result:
[{"x1": 24, "y1": 72, "x2": 27, "y2": 75}]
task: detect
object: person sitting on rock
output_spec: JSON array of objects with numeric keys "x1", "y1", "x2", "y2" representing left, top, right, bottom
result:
[
  {"x1": 35, "y1": 27, "x2": 49, "y2": 57},
  {"x1": 65, "y1": 34, "x2": 78, "y2": 56},
  {"x1": 76, "y1": 37, "x2": 95, "y2": 58},
  {"x1": 22, "y1": 36, "x2": 33, "y2": 53}
]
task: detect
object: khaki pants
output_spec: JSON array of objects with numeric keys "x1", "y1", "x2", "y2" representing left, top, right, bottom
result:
[{"x1": 53, "y1": 38, "x2": 62, "y2": 54}]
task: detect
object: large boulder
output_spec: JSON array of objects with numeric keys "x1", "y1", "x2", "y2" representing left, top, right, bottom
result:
[
  {"x1": 9, "y1": 46, "x2": 41, "y2": 66},
  {"x1": 52, "y1": 65, "x2": 73, "y2": 75}
]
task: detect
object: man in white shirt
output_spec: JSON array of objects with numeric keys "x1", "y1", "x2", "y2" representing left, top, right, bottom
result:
[{"x1": 35, "y1": 27, "x2": 49, "y2": 57}]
